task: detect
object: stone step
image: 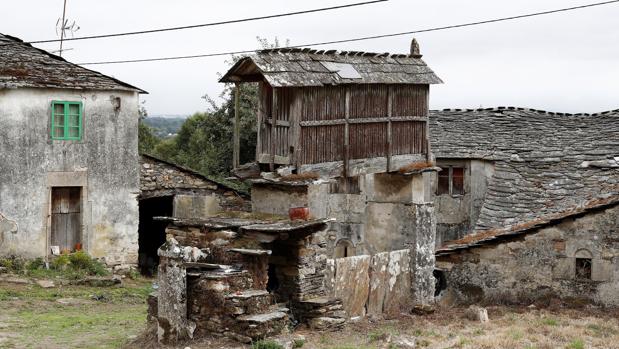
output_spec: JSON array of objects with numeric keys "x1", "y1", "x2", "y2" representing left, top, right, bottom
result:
[
  {"x1": 227, "y1": 248, "x2": 272, "y2": 256},
  {"x1": 235, "y1": 310, "x2": 289, "y2": 339},
  {"x1": 187, "y1": 269, "x2": 253, "y2": 293},
  {"x1": 225, "y1": 290, "x2": 273, "y2": 315}
]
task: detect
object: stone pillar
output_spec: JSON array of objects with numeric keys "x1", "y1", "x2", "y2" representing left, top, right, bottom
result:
[
  {"x1": 410, "y1": 203, "x2": 436, "y2": 305},
  {"x1": 156, "y1": 237, "x2": 205, "y2": 344}
]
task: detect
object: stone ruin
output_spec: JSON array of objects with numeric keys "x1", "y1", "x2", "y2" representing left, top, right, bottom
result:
[{"x1": 148, "y1": 216, "x2": 347, "y2": 344}]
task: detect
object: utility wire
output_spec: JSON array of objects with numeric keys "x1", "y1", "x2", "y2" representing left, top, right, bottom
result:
[
  {"x1": 77, "y1": 0, "x2": 619, "y2": 66},
  {"x1": 28, "y1": 0, "x2": 387, "y2": 44}
]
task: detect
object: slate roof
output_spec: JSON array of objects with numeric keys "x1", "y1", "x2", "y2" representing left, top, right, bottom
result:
[
  {"x1": 0, "y1": 33, "x2": 145, "y2": 93},
  {"x1": 430, "y1": 107, "x2": 619, "y2": 253},
  {"x1": 220, "y1": 47, "x2": 443, "y2": 87}
]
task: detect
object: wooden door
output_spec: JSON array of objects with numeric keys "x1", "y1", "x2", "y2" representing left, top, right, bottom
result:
[{"x1": 51, "y1": 187, "x2": 82, "y2": 251}]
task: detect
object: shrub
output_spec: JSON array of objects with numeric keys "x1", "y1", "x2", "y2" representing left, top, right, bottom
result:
[
  {"x1": 49, "y1": 252, "x2": 108, "y2": 277},
  {"x1": 26, "y1": 258, "x2": 45, "y2": 270},
  {"x1": 252, "y1": 340, "x2": 284, "y2": 349},
  {"x1": 292, "y1": 339, "x2": 305, "y2": 348}
]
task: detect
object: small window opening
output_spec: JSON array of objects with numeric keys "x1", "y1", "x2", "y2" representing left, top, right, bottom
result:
[
  {"x1": 437, "y1": 166, "x2": 465, "y2": 196},
  {"x1": 576, "y1": 258, "x2": 592, "y2": 280},
  {"x1": 334, "y1": 240, "x2": 355, "y2": 258}
]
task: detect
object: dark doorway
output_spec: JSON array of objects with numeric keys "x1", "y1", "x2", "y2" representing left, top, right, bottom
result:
[
  {"x1": 138, "y1": 196, "x2": 173, "y2": 275},
  {"x1": 433, "y1": 269, "x2": 447, "y2": 297},
  {"x1": 51, "y1": 187, "x2": 82, "y2": 253}
]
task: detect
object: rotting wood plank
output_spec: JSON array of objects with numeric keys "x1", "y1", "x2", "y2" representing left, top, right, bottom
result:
[
  {"x1": 344, "y1": 87, "x2": 350, "y2": 178},
  {"x1": 299, "y1": 115, "x2": 427, "y2": 127}
]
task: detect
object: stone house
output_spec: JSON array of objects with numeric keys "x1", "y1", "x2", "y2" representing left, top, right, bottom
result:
[
  {"x1": 0, "y1": 33, "x2": 146, "y2": 269},
  {"x1": 430, "y1": 107, "x2": 619, "y2": 306},
  {"x1": 138, "y1": 154, "x2": 249, "y2": 274},
  {"x1": 150, "y1": 39, "x2": 445, "y2": 344}
]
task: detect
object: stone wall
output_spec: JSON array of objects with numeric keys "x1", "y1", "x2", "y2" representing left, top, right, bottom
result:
[
  {"x1": 431, "y1": 159, "x2": 494, "y2": 246},
  {"x1": 437, "y1": 204, "x2": 619, "y2": 307},
  {"x1": 140, "y1": 155, "x2": 249, "y2": 212},
  {"x1": 325, "y1": 248, "x2": 432, "y2": 317},
  {"x1": 251, "y1": 171, "x2": 436, "y2": 258},
  {"x1": 0, "y1": 87, "x2": 139, "y2": 267}
]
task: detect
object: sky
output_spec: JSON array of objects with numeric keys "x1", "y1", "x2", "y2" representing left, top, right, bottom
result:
[{"x1": 4, "y1": 0, "x2": 619, "y2": 115}]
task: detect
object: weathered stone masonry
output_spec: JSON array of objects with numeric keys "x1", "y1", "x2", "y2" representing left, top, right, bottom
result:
[{"x1": 437, "y1": 203, "x2": 619, "y2": 307}]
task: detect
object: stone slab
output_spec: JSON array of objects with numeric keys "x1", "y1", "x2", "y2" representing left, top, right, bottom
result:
[{"x1": 334, "y1": 255, "x2": 370, "y2": 317}]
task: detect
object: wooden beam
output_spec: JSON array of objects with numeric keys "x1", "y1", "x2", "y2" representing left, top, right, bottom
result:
[
  {"x1": 233, "y1": 83, "x2": 240, "y2": 169},
  {"x1": 270, "y1": 88, "x2": 277, "y2": 171},
  {"x1": 265, "y1": 118, "x2": 290, "y2": 127},
  {"x1": 257, "y1": 153, "x2": 290, "y2": 165},
  {"x1": 299, "y1": 115, "x2": 427, "y2": 127}
]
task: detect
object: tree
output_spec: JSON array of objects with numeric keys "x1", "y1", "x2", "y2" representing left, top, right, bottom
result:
[
  {"x1": 137, "y1": 100, "x2": 160, "y2": 154},
  {"x1": 150, "y1": 37, "x2": 284, "y2": 180}
]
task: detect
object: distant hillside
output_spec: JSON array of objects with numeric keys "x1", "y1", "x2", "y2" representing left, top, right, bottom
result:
[{"x1": 143, "y1": 116, "x2": 187, "y2": 138}]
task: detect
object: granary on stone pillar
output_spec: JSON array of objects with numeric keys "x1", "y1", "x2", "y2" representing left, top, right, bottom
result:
[
  {"x1": 221, "y1": 38, "x2": 442, "y2": 252},
  {"x1": 221, "y1": 39, "x2": 443, "y2": 314},
  {"x1": 220, "y1": 38, "x2": 443, "y2": 177}
]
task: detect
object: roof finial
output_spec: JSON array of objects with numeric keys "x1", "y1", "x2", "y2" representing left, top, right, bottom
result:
[{"x1": 410, "y1": 38, "x2": 421, "y2": 57}]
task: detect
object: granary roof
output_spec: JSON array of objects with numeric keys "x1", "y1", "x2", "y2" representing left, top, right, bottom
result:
[
  {"x1": 220, "y1": 47, "x2": 443, "y2": 87},
  {"x1": 0, "y1": 33, "x2": 146, "y2": 93},
  {"x1": 430, "y1": 107, "x2": 619, "y2": 254}
]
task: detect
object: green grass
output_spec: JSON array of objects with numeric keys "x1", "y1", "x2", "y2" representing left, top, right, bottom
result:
[
  {"x1": 0, "y1": 279, "x2": 152, "y2": 349},
  {"x1": 5, "y1": 304, "x2": 146, "y2": 349},
  {"x1": 566, "y1": 339, "x2": 584, "y2": 349},
  {"x1": 541, "y1": 317, "x2": 559, "y2": 326},
  {"x1": 252, "y1": 340, "x2": 284, "y2": 349}
]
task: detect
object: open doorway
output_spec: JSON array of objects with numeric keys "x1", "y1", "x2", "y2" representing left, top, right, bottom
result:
[
  {"x1": 138, "y1": 196, "x2": 173, "y2": 275},
  {"x1": 50, "y1": 187, "x2": 82, "y2": 253}
]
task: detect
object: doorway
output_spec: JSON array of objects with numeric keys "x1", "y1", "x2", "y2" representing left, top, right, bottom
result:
[
  {"x1": 50, "y1": 187, "x2": 82, "y2": 253},
  {"x1": 138, "y1": 196, "x2": 173, "y2": 275}
]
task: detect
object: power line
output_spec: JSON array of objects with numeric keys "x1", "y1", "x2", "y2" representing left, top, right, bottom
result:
[
  {"x1": 28, "y1": 0, "x2": 387, "y2": 44},
  {"x1": 77, "y1": 0, "x2": 619, "y2": 66}
]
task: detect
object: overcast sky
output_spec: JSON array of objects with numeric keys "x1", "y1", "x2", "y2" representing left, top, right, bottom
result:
[{"x1": 4, "y1": 0, "x2": 619, "y2": 115}]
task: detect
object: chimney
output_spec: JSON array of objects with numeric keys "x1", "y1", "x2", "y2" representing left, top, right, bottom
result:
[{"x1": 410, "y1": 38, "x2": 422, "y2": 58}]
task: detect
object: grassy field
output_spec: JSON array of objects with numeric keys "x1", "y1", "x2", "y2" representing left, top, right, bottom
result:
[
  {"x1": 1, "y1": 276, "x2": 618, "y2": 349},
  {"x1": 0, "y1": 277, "x2": 152, "y2": 349},
  {"x1": 292, "y1": 306, "x2": 619, "y2": 349}
]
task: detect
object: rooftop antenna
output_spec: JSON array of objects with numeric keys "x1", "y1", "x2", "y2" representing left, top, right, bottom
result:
[{"x1": 55, "y1": 0, "x2": 80, "y2": 57}]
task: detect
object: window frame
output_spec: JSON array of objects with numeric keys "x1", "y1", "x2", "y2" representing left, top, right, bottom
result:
[
  {"x1": 437, "y1": 165, "x2": 465, "y2": 197},
  {"x1": 51, "y1": 101, "x2": 83, "y2": 141},
  {"x1": 575, "y1": 257, "x2": 592, "y2": 280}
]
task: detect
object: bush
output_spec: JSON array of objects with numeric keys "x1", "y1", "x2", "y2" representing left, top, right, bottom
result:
[
  {"x1": 49, "y1": 252, "x2": 108, "y2": 278},
  {"x1": 252, "y1": 340, "x2": 284, "y2": 349}
]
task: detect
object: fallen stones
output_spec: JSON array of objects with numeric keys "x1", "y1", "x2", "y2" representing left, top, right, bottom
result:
[
  {"x1": 35, "y1": 279, "x2": 55, "y2": 288},
  {"x1": 464, "y1": 305, "x2": 489, "y2": 323},
  {"x1": 379, "y1": 334, "x2": 417, "y2": 349},
  {"x1": 0, "y1": 276, "x2": 31, "y2": 285},
  {"x1": 296, "y1": 297, "x2": 347, "y2": 330},
  {"x1": 72, "y1": 275, "x2": 122, "y2": 287}
]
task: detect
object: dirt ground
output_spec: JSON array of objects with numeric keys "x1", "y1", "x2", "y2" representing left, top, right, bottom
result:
[
  {"x1": 1, "y1": 277, "x2": 618, "y2": 349},
  {"x1": 127, "y1": 305, "x2": 619, "y2": 349}
]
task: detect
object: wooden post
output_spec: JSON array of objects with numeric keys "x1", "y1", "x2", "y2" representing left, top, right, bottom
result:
[
  {"x1": 386, "y1": 86, "x2": 393, "y2": 172},
  {"x1": 424, "y1": 86, "x2": 432, "y2": 162},
  {"x1": 233, "y1": 83, "x2": 240, "y2": 169},
  {"x1": 343, "y1": 87, "x2": 351, "y2": 181}
]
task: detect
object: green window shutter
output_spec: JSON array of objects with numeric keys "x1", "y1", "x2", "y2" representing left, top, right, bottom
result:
[{"x1": 51, "y1": 101, "x2": 83, "y2": 140}]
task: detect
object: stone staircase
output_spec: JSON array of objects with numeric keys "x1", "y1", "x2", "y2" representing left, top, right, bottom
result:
[{"x1": 186, "y1": 256, "x2": 290, "y2": 343}]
